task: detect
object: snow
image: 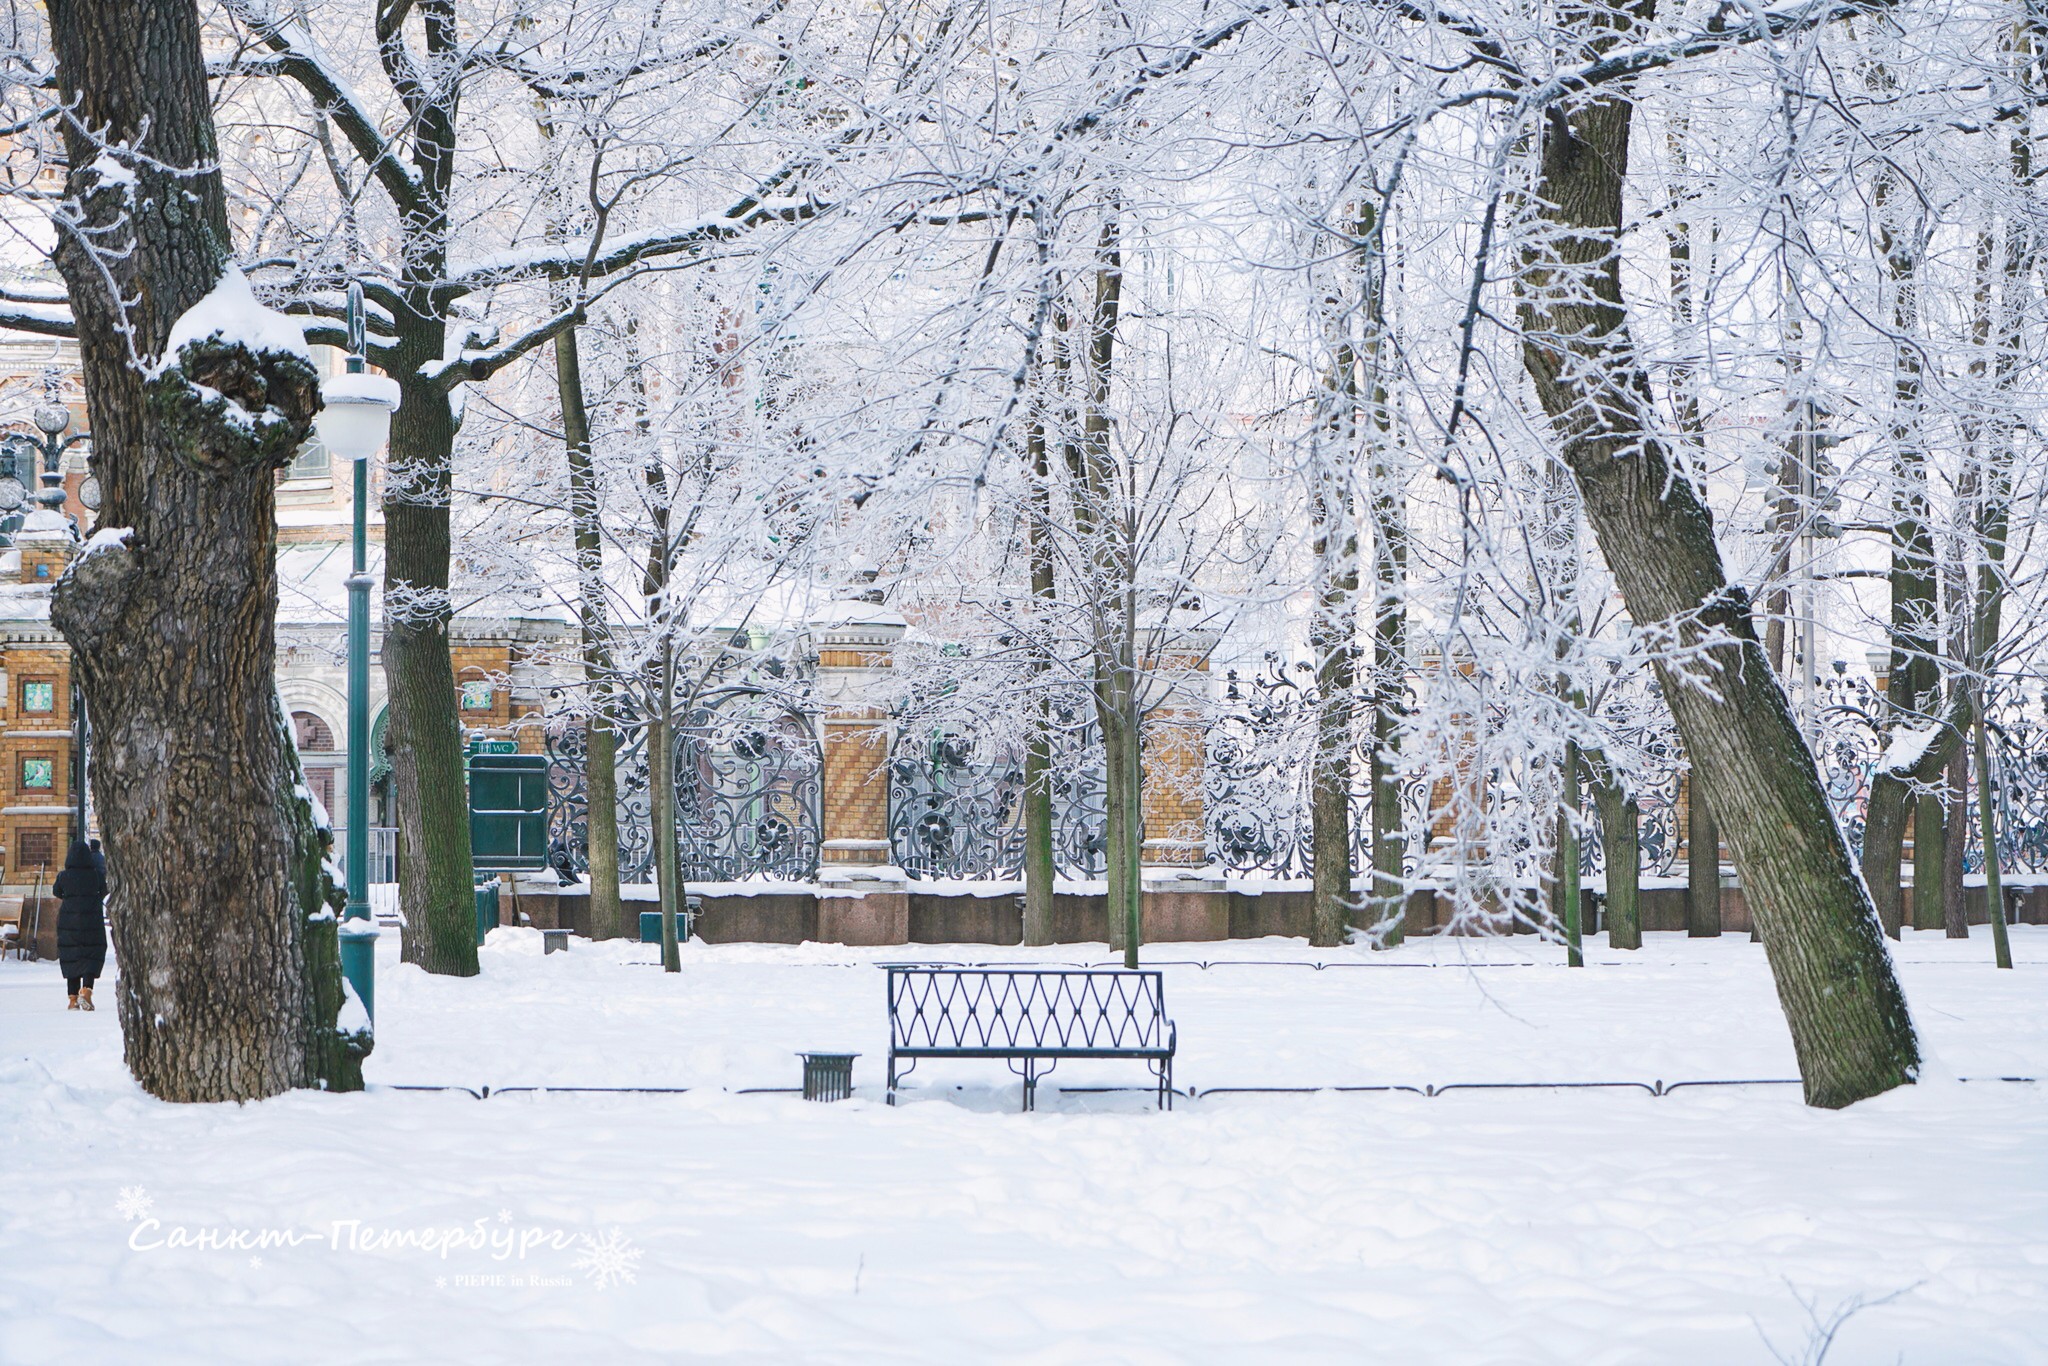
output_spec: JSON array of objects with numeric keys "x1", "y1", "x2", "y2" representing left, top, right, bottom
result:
[
  {"x1": 1, "y1": 931, "x2": 2043, "y2": 1362},
  {"x1": 84, "y1": 153, "x2": 136, "y2": 190},
  {"x1": 77, "y1": 526, "x2": 132, "y2": 561},
  {"x1": 319, "y1": 371, "x2": 401, "y2": 409},
  {"x1": 153, "y1": 265, "x2": 312, "y2": 375},
  {"x1": 1879, "y1": 722, "x2": 1941, "y2": 775}
]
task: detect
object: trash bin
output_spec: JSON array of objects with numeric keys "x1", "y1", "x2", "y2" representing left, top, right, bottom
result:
[
  {"x1": 474, "y1": 880, "x2": 501, "y2": 946},
  {"x1": 797, "y1": 1052, "x2": 858, "y2": 1102}
]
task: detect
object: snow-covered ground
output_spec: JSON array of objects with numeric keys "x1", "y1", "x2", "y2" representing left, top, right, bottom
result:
[{"x1": 2, "y1": 929, "x2": 2043, "y2": 1364}]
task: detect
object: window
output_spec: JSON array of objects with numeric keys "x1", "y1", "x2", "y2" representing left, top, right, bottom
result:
[
  {"x1": 16, "y1": 829, "x2": 54, "y2": 869},
  {"x1": 460, "y1": 680, "x2": 494, "y2": 712},
  {"x1": 284, "y1": 437, "x2": 331, "y2": 482},
  {"x1": 292, "y1": 710, "x2": 336, "y2": 752},
  {"x1": 305, "y1": 767, "x2": 336, "y2": 815},
  {"x1": 20, "y1": 757, "x2": 52, "y2": 790},
  {"x1": 21, "y1": 680, "x2": 54, "y2": 713}
]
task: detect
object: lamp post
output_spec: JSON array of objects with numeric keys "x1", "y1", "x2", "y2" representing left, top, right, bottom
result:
[
  {"x1": 1, "y1": 376, "x2": 94, "y2": 849},
  {"x1": 315, "y1": 284, "x2": 399, "y2": 1021}
]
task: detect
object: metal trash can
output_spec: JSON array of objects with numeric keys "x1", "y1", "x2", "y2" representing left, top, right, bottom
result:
[
  {"x1": 474, "y1": 879, "x2": 501, "y2": 946},
  {"x1": 798, "y1": 1052, "x2": 858, "y2": 1102}
]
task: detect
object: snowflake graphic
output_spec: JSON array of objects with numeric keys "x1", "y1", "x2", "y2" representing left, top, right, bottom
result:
[
  {"x1": 435, "y1": 1276, "x2": 448, "y2": 1290},
  {"x1": 114, "y1": 1186, "x2": 153, "y2": 1222},
  {"x1": 248, "y1": 1256, "x2": 263, "y2": 1270},
  {"x1": 572, "y1": 1228, "x2": 641, "y2": 1290},
  {"x1": 498, "y1": 1209, "x2": 512, "y2": 1224}
]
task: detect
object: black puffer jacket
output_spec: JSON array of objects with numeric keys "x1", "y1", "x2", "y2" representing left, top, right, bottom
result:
[{"x1": 54, "y1": 839, "x2": 106, "y2": 981}]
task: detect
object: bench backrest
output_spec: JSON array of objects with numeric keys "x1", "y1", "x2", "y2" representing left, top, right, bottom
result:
[{"x1": 887, "y1": 968, "x2": 1170, "y2": 1052}]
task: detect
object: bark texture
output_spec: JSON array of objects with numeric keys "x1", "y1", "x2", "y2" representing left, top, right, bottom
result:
[
  {"x1": 45, "y1": 0, "x2": 365, "y2": 1100},
  {"x1": 1514, "y1": 0, "x2": 1919, "y2": 1107},
  {"x1": 1022, "y1": 410, "x2": 1057, "y2": 947},
  {"x1": 555, "y1": 326, "x2": 626, "y2": 941}
]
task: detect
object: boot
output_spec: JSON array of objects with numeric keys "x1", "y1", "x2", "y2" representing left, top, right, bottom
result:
[
  {"x1": 79, "y1": 986, "x2": 94, "y2": 1012},
  {"x1": 67, "y1": 993, "x2": 78, "y2": 1010}
]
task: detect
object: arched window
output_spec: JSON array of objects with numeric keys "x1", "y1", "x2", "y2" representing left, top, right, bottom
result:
[{"x1": 292, "y1": 710, "x2": 336, "y2": 752}]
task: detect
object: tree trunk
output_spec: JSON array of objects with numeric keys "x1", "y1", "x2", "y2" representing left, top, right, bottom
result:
[
  {"x1": 1685, "y1": 779, "x2": 1721, "y2": 937},
  {"x1": 1022, "y1": 411, "x2": 1057, "y2": 947},
  {"x1": 1866, "y1": 149, "x2": 1942, "y2": 941},
  {"x1": 1307, "y1": 270, "x2": 1360, "y2": 948},
  {"x1": 45, "y1": 0, "x2": 364, "y2": 1100},
  {"x1": 1558, "y1": 742, "x2": 1582, "y2": 966},
  {"x1": 385, "y1": 369, "x2": 479, "y2": 976},
  {"x1": 380, "y1": 0, "x2": 476, "y2": 976},
  {"x1": 1943, "y1": 748, "x2": 1969, "y2": 938},
  {"x1": 555, "y1": 326, "x2": 625, "y2": 941},
  {"x1": 1514, "y1": 0, "x2": 1919, "y2": 1107},
  {"x1": 1061, "y1": 211, "x2": 1141, "y2": 964},
  {"x1": 1911, "y1": 793, "x2": 1946, "y2": 932},
  {"x1": 1589, "y1": 761, "x2": 1640, "y2": 949}
]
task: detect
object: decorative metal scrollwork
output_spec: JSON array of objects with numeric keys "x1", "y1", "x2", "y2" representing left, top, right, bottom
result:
[
  {"x1": 675, "y1": 688, "x2": 822, "y2": 882},
  {"x1": 1965, "y1": 682, "x2": 2048, "y2": 876},
  {"x1": 887, "y1": 694, "x2": 1107, "y2": 880},
  {"x1": 546, "y1": 708, "x2": 657, "y2": 883},
  {"x1": 889, "y1": 728, "x2": 1026, "y2": 880},
  {"x1": 546, "y1": 679, "x2": 821, "y2": 884},
  {"x1": 1205, "y1": 655, "x2": 1431, "y2": 880}
]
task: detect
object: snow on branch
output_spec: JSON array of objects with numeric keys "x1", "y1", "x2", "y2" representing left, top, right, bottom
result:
[{"x1": 223, "y1": 0, "x2": 424, "y2": 215}]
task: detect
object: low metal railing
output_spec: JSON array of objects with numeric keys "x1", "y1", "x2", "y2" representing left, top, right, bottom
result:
[{"x1": 331, "y1": 826, "x2": 399, "y2": 885}]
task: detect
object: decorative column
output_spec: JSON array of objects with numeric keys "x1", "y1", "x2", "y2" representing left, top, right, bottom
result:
[
  {"x1": 1138, "y1": 623, "x2": 1220, "y2": 867},
  {"x1": 1138, "y1": 620, "x2": 1227, "y2": 940},
  {"x1": 810, "y1": 600, "x2": 909, "y2": 944}
]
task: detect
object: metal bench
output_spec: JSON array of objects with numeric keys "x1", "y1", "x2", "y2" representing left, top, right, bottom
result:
[{"x1": 885, "y1": 966, "x2": 1177, "y2": 1111}]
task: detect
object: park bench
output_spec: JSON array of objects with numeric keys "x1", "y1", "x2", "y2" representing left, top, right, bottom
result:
[{"x1": 884, "y1": 966, "x2": 1177, "y2": 1111}]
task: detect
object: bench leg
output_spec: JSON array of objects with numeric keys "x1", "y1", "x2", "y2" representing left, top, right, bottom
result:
[
  {"x1": 887, "y1": 1055, "x2": 896, "y2": 1107},
  {"x1": 1022, "y1": 1059, "x2": 1035, "y2": 1113}
]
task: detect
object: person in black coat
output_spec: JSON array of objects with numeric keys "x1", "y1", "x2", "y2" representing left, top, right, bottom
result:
[{"x1": 54, "y1": 838, "x2": 106, "y2": 1011}]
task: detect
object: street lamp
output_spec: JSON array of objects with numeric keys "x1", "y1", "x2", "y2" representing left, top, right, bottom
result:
[
  {"x1": 1, "y1": 376, "x2": 94, "y2": 849},
  {"x1": 316, "y1": 284, "x2": 398, "y2": 1022}
]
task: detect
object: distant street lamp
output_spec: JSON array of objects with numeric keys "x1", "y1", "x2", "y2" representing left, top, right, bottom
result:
[
  {"x1": 1, "y1": 378, "x2": 93, "y2": 849},
  {"x1": 316, "y1": 284, "x2": 399, "y2": 1022}
]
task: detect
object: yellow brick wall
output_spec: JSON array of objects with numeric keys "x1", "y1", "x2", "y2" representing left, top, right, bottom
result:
[{"x1": 1, "y1": 645, "x2": 74, "y2": 882}]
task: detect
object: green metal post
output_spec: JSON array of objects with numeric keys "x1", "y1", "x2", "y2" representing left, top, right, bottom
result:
[
  {"x1": 1562, "y1": 740, "x2": 1582, "y2": 967},
  {"x1": 1974, "y1": 693, "x2": 2014, "y2": 971},
  {"x1": 337, "y1": 285, "x2": 378, "y2": 1018}
]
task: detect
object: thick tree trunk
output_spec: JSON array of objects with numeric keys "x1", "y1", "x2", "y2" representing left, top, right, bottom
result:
[
  {"x1": 1866, "y1": 154, "x2": 1942, "y2": 940},
  {"x1": 1589, "y1": 761, "x2": 1640, "y2": 949},
  {"x1": 1685, "y1": 780, "x2": 1721, "y2": 937},
  {"x1": 1911, "y1": 793, "x2": 1946, "y2": 932},
  {"x1": 45, "y1": 0, "x2": 364, "y2": 1100},
  {"x1": 1514, "y1": 0, "x2": 1919, "y2": 1107},
  {"x1": 385, "y1": 370, "x2": 478, "y2": 976},
  {"x1": 1307, "y1": 327, "x2": 1360, "y2": 949},
  {"x1": 380, "y1": 0, "x2": 476, "y2": 976},
  {"x1": 555, "y1": 327, "x2": 625, "y2": 940}
]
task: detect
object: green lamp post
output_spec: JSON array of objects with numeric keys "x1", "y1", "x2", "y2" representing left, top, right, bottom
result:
[{"x1": 314, "y1": 284, "x2": 399, "y2": 1020}]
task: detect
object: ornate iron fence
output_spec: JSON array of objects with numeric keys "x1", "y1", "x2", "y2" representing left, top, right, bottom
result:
[
  {"x1": 888, "y1": 696, "x2": 1108, "y2": 880},
  {"x1": 676, "y1": 687, "x2": 822, "y2": 881},
  {"x1": 545, "y1": 684, "x2": 822, "y2": 884},
  {"x1": 1204, "y1": 656, "x2": 1434, "y2": 879}
]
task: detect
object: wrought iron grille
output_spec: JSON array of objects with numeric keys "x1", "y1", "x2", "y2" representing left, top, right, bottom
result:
[
  {"x1": 545, "y1": 683, "x2": 822, "y2": 883},
  {"x1": 675, "y1": 688, "x2": 822, "y2": 881},
  {"x1": 546, "y1": 712, "x2": 657, "y2": 883},
  {"x1": 1810, "y1": 667, "x2": 2048, "y2": 877},
  {"x1": 1205, "y1": 656, "x2": 1431, "y2": 879},
  {"x1": 887, "y1": 697, "x2": 1107, "y2": 880}
]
